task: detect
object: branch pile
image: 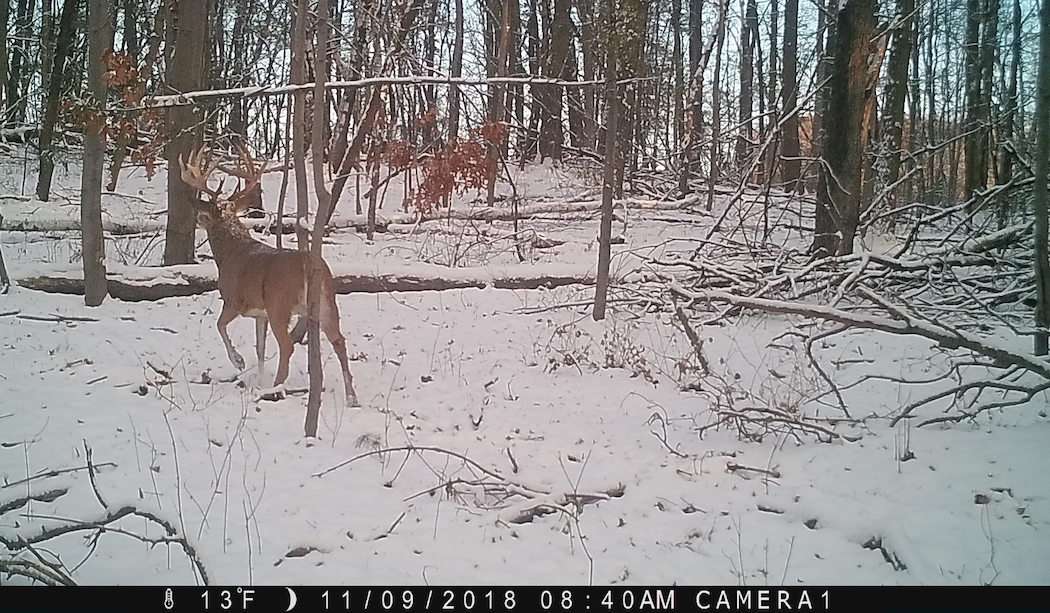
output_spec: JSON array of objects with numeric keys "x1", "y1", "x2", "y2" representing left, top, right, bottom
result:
[{"x1": 657, "y1": 216, "x2": 1047, "y2": 428}]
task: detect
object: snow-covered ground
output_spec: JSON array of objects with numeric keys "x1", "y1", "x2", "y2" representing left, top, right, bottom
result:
[{"x1": 1, "y1": 149, "x2": 1048, "y2": 585}]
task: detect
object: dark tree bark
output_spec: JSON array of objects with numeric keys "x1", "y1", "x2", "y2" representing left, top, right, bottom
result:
[
  {"x1": 0, "y1": 0, "x2": 8, "y2": 120},
  {"x1": 5, "y1": 0, "x2": 34, "y2": 127},
  {"x1": 615, "y1": 0, "x2": 648, "y2": 195},
  {"x1": 421, "y1": 0, "x2": 440, "y2": 148},
  {"x1": 122, "y1": 0, "x2": 138, "y2": 59},
  {"x1": 305, "y1": 0, "x2": 332, "y2": 439},
  {"x1": 593, "y1": 0, "x2": 620, "y2": 321},
  {"x1": 578, "y1": 0, "x2": 597, "y2": 151},
  {"x1": 40, "y1": 0, "x2": 54, "y2": 107},
  {"x1": 448, "y1": 0, "x2": 464, "y2": 142},
  {"x1": 82, "y1": 0, "x2": 113, "y2": 306},
  {"x1": 1033, "y1": 0, "x2": 1050, "y2": 354},
  {"x1": 685, "y1": 0, "x2": 703, "y2": 183},
  {"x1": 812, "y1": 0, "x2": 876, "y2": 255},
  {"x1": 705, "y1": 0, "x2": 726, "y2": 211},
  {"x1": 780, "y1": 0, "x2": 801, "y2": 192},
  {"x1": 673, "y1": 0, "x2": 686, "y2": 195},
  {"x1": 565, "y1": 33, "x2": 585, "y2": 150},
  {"x1": 963, "y1": 0, "x2": 983, "y2": 199},
  {"x1": 977, "y1": 0, "x2": 999, "y2": 190},
  {"x1": 36, "y1": 0, "x2": 79, "y2": 202},
  {"x1": 997, "y1": 0, "x2": 1022, "y2": 227},
  {"x1": 538, "y1": 0, "x2": 572, "y2": 161},
  {"x1": 291, "y1": 0, "x2": 309, "y2": 248},
  {"x1": 163, "y1": 0, "x2": 210, "y2": 265},
  {"x1": 764, "y1": 0, "x2": 780, "y2": 183},
  {"x1": 737, "y1": 0, "x2": 757, "y2": 170}
]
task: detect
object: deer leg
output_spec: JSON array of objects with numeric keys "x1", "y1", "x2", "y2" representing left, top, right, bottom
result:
[
  {"x1": 321, "y1": 294, "x2": 359, "y2": 407},
  {"x1": 255, "y1": 316, "x2": 268, "y2": 382},
  {"x1": 268, "y1": 311, "x2": 294, "y2": 395},
  {"x1": 217, "y1": 304, "x2": 245, "y2": 371},
  {"x1": 291, "y1": 316, "x2": 307, "y2": 345}
]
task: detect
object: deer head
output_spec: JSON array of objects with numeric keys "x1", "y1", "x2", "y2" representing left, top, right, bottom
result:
[{"x1": 178, "y1": 144, "x2": 263, "y2": 230}]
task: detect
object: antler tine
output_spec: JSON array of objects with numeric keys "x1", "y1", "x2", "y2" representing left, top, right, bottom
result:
[
  {"x1": 179, "y1": 146, "x2": 222, "y2": 200},
  {"x1": 227, "y1": 142, "x2": 263, "y2": 203}
]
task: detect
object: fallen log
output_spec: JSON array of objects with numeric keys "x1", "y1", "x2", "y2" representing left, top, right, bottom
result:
[
  {"x1": 15, "y1": 262, "x2": 604, "y2": 301},
  {"x1": 3, "y1": 193, "x2": 705, "y2": 235}
]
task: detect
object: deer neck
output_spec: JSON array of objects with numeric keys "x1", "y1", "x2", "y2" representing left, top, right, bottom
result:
[{"x1": 204, "y1": 216, "x2": 255, "y2": 269}]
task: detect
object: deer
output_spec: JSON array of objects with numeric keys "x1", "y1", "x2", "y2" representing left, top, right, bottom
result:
[{"x1": 179, "y1": 145, "x2": 359, "y2": 407}]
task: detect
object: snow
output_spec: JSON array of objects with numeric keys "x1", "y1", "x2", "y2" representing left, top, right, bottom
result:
[{"x1": 1, "y1": 148, "x2": 1049, "y2": 586}]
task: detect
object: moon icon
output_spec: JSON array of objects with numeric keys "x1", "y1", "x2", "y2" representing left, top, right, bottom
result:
[{"x1": 285, "y1": 587, "x2": 298, "y2": 611}]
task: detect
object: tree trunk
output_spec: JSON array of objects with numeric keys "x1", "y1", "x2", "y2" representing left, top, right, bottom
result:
[
  {"x1": 780, "y1": 0, "x2": 801, "y2": 192},
  {"x1": 963, "y1": 0, "x2": 983, "y2": 199},
  {"x1": 0, "y1": 0, "x2": 9, "y2": 120},
  {"x1": 673, "y1": 0, "x2": 686, "y2": 196},
  {"x1": 448, "y1": 0, "x2": 464, "y2": 142},
  {"x1": 593, "y1": 0, "x2": 619, "y2": 322},
  {"x1": 997, "y1": 0, "x2": 1022, "y2": 227},
  {"x1": 36, "y1": 0, "x2": 79, "y2": 202},
  {"x1": 706, "y1": 0, "x2": 726, "y2": 211},
  {"x1": 578, "y1": 0, "x2": 597, "y2": 151},
  {"x1": 291, "y1": 0, "x2": 310, "y2": 249},
  {"x1": 615, "y1": 0, "x2": 648, "y2": 195},
  {"x1": 163, "y1": 0, "x2": 209, "y2": 265},
  {"x1": 122, "y1": 0, "x2": 138, "y2": 58},
  {"x1": 40, "y1": 0, "x2": 55, "y2": 110},
  {"x1": 765, "y1": 0, "x2": 780, "y2": 184},
  {"x1": 538, "y1": 0, "x2": 572, "y2": 162},
  {"x1": 1033, "y1": 0, "x2": 1050, "y2": 354},
  {"x1": 82, "y1": 0, "x2": 112, "y2": 306},
  {"x1": 737, "y1": 0, "x2": 756, "y2": 171},
  {"x1": 305, "y1": 0, "x2": 332, "y2": 438},
  {"x1": 565, "y1": 34, "x2": 585, "y2": 150},
  {"x1": 813, "y1": 0, "x2": 875, "y2": 255},
  {"x1": 5, "y1": 0, "x2": 34, "y2": 127},
  {"x1": 977, "y1": 0, "x2": 999, "y2": 189}
]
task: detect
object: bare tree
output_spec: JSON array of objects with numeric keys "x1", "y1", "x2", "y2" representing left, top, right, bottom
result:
[
  {"x1": 1034, "y1": 0, "x2": 1050, "y2": 354},
  {"x1": 963, "y1": 0, "x2": 983, "y2": 199},
  {"x1": 737, "y1": 0, "x2": 757, "y2": 171},
  {"x1": 448, "y1": 0, "x2": 464, "y2": 142},
  {"x1": 4, "y1": 0, "x2": 34, "y2": 127},
  {"x1": 673, "y1": 0, "x2": 686, "y2": 195},
  {"x1": 881, "y1": 0, "x2": 915, "y2": 207},
  {"x1": 305, "y1": 0, "x2": 332, "y2": 438},
  {"x1": 706, "y1": 0, "x2": 726, "y2": 211},
  {"x1": 163, "y1": 0, "x2": 210, "y2": 264},
  {"x1": 812, "y1": 0, "x2": 876, "y2": 255},
  {"x1": 538, "y1": 0, "x2": 572, "y2": 161},
  {"x1": 0, "y1": 0, "x2": 8, "y2": 119},
  {"x1": 780, "y1": 0, "x2": 801, "y2": 192},
  {"x1": 81, "y1": 0, "x2": 112, "y2": 306},
  {"x1": 997, "y1": 0, "x2": 1022, "y2": 227},
  {"x1": 36, "y1": 0, "x2": 79, "y2": 202},
  {"x1": 593, "y1": 0, "x2": 620, "y2": 321}
]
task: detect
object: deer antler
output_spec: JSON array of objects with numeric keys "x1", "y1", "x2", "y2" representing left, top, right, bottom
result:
[
  {"x1": 179, "y1": 147, "x2": 223, "y2": 201},
  {"x1": 224, "y1": 143, "x2": 264, "y2": 209}
]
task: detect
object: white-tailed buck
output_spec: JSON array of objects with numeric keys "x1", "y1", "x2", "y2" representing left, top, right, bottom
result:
[{"x1": 179, "y1": 146, "x2": 359, "y2": 406}]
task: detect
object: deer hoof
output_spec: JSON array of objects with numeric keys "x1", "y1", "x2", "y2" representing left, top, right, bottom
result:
[
  {"x1": 347, "y1": 396, "x2": 361, "y2": 409},
  {"x1": 231, "y1": 354, "x2": 246, "y2": 371},
  {"x1": 259, "y1": 384, "x2": 286, "y2": 402}
]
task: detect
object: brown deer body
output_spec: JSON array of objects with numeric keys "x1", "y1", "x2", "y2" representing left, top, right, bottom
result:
[{"x1": 180, "y1": 147, "x2": 359, "y2": 406}]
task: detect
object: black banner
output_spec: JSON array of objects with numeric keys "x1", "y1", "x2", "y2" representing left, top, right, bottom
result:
[{"x1": 0, "y1": 585, "x2": 1046, "y2": 612}]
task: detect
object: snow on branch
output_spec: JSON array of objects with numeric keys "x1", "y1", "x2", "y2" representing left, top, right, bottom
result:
[{"x1": 136, "y1": 75, "x2": 658, "y2": 110}]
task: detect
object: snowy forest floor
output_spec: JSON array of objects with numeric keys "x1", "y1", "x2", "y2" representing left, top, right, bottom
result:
[{"x1": 1, "y1": 149, "x2": 1048, "y2": 585}]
